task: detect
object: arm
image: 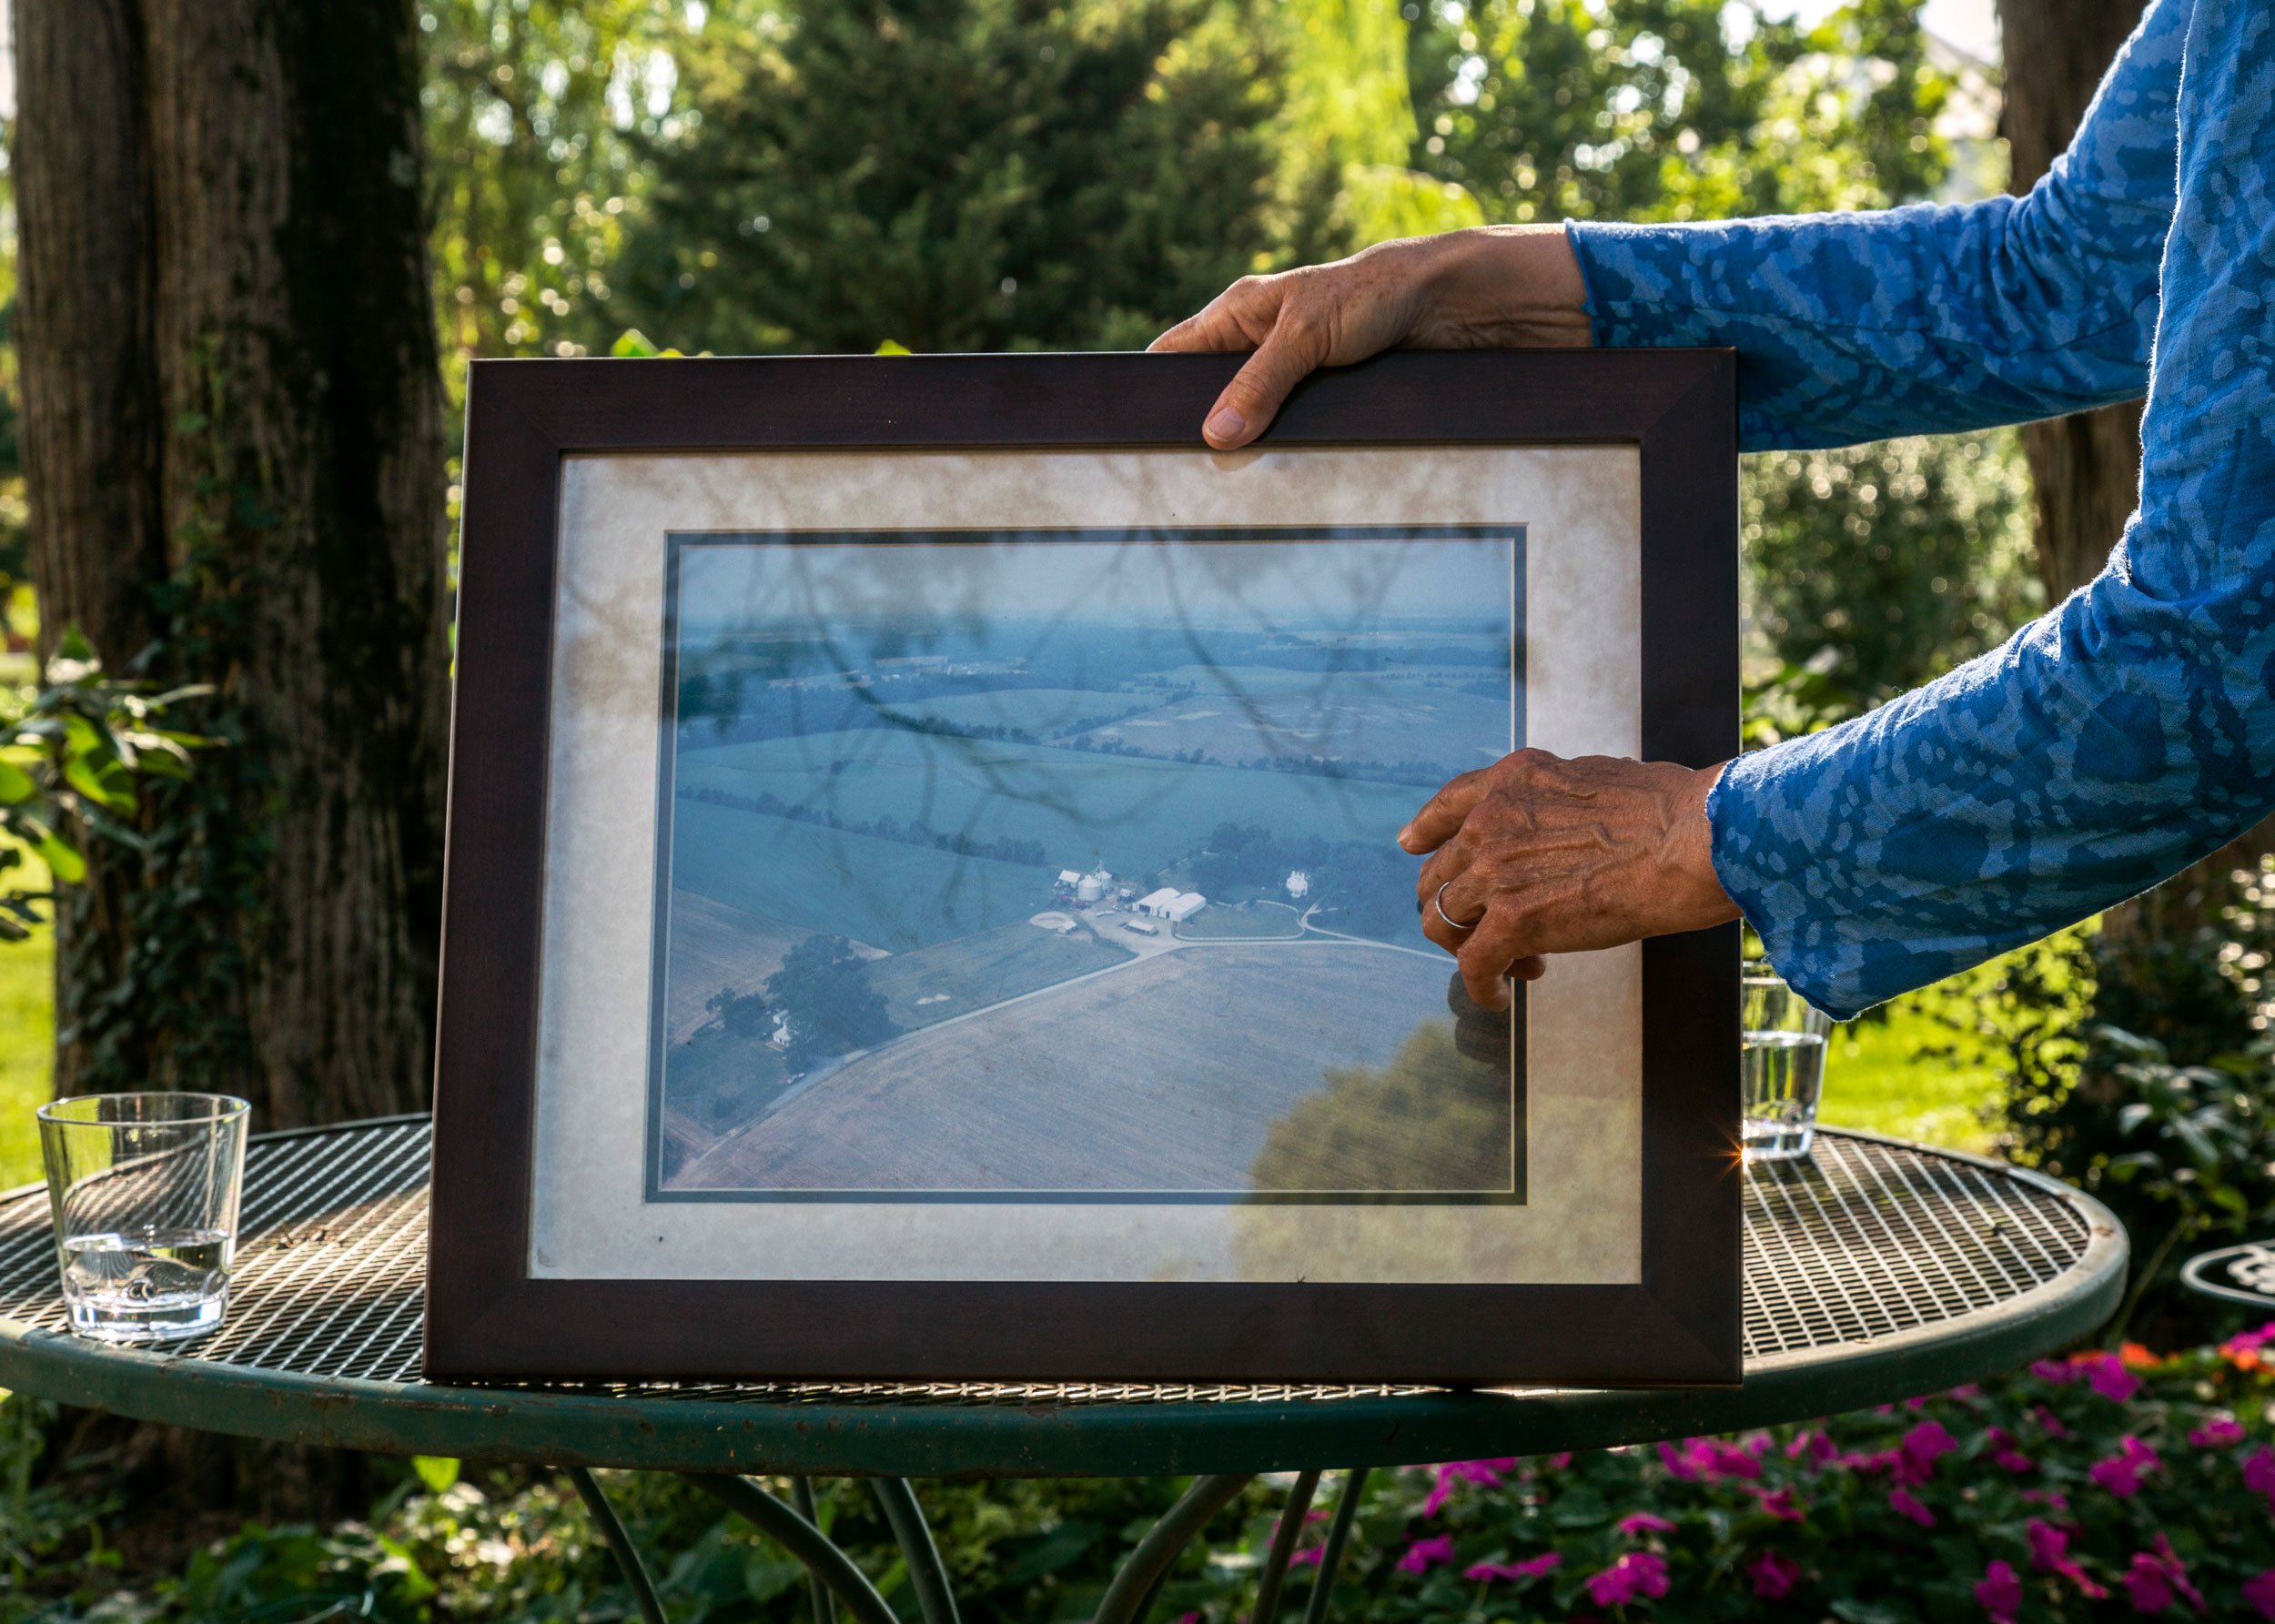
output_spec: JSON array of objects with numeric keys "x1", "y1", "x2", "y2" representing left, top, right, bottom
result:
[
  {"x1": 1569, "y1": 0, "x2": 2186, "y2": 449},
  {"x1": 1715, "y1": 0, "x2": 2275, "y2": 1016}
]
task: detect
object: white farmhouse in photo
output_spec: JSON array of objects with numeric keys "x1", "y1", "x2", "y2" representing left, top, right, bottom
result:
[{"x1": 1135, "y1": 886, "x2": 1181, "y2": 916}]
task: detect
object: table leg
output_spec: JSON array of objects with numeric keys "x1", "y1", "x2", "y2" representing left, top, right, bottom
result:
[
  {"x1": 1093, "y1": 1473, "x2": 1256, "y2": 1624},
  {"x1": 794, "y1": 1477, "x2": 839, "y2": 1624},
  {"x1": 692, "y1": 1473, "x2": 902, "y2": 1624},
  {"x1": 871, "y1": 1477, "x2": 960, "y2": 1624},
  {"x1": 1300, "y1": 1468, "x2": 1371, "y2": 1624},
  {"x1": 565, "y1": 1466, "x2": 669, "y2": 1624},
  {"x1": 1250, "y1": 1468, "x2": 1321, "y2": 1624}
]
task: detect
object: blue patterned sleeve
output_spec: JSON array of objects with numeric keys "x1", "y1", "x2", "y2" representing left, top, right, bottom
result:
[
  {"x1": 1564, "y1": 0, "x2": 2186, "y2": 450},
  {"x1": 1708, "y1": 0, "x2": 2275, "y2": 1018}
]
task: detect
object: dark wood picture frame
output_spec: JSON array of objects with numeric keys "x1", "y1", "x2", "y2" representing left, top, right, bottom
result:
[{"x1": 425, "y1": 348, "x2": 1742, "y2": 1387}]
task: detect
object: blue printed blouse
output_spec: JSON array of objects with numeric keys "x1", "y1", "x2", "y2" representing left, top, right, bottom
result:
[{"x1": 1565, "y1": 0, "x2": 2275, "y2": 1017}]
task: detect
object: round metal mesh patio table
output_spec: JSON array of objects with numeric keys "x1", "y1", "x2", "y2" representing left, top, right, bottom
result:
[{"x1": 0, "y1": 1115, "x2": 2123, "y2": 1479}]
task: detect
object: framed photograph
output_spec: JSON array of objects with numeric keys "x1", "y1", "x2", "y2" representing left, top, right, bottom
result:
[{"x1": 425, "y1": 348, "x2": 1741, "y2": 1386}]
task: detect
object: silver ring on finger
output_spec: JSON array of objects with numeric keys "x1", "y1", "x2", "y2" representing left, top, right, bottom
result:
[{"x1": 1433, "y1": 881, "x2": 1482, "y2": 933}]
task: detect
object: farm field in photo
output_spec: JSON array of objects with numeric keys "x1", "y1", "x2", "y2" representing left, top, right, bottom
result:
[
  {"x1": 668, "y1": 797, "x2": 1052, "y2": 952},
  {"x1": 676, "y1": 729, "x2": 1428, "y2": 879},
  {"x1": 863, "y1": 919, "x2": 1135, "y2": 1031},
  {"x1": 669, "y1": 943, "x2": 1513, "y2": 1195},
  {"x1": 660, "y1": 890, "x2": 815, "y2": 1044},
  {"x1": 652, "y1": 530, "x2": 1522, "y2": 1198}
]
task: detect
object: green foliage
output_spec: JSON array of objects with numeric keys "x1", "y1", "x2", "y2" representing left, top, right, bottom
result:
[
  {"x1": 1405, "y1": 0, "x2": 1951, "y2": 226},
  {"x1": 25, "y1": 1343, "x2": 2275, "y2": 1619},
  {"x1": 0, "y1": 632, "x2": 212, "y2": 942},
  {"x1": 612, "y1": 0, "x2": 1289, "y2": 353},
  {"x1": 1744, "y1": 431, "x2": 2043, "y2": 701}
]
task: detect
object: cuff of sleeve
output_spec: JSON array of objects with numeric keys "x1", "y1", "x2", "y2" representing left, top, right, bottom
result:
[{"x1": 1706, "y1": 751, "x2": 1861, "y2": 1022}]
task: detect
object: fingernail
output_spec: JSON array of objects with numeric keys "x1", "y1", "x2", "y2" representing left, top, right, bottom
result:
[
  {"x1": 1395, "y1": 822, "x2": 1417, "y2": 850},
  {"x1": 1204, "y1": 406, "x2": 1246, "y2": 444}
]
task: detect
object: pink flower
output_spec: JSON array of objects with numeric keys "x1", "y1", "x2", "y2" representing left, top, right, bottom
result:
[
  {"x1": 2247, "y1": 1446, "x2": 2275, "y2": 1506},
  {"x1": 2089, "y1": 1435, "x2": 2163, "y2": 1498},
  {"x1": 1686, "y1": 1438, "x2": 1763, "y2": 1481},
  {"x1": 1464, "y1": 1553, "x2": 1560, "y2": 1584},
  {"x1": 1886, "y1": 1488, "x2": 1935, "y2": 1528},
  {"x1": 1893, "y1": 1419, "x2": 1958, "y2": 1486},
  {"x1": 2122, "y1": 1536, "x2": 2204, "y2": 1615},
  {"x1": 1584, "y1": 1551, "x2": 1670, "y2": 1609},
  {"x1": 2243, "y1": 1569, "x2": 2275, "y2": 1619},
  {"x1": 1975, "y1": 1560, "x2": 2023, "y2": 1623},
  {"x1": 1395, "y1": 1536, "x2": 1456, "y2": 1574},
  {"x1": 2084, "y1": 1353, "x2": 2142, "y2": 1404},
  {"x1": 2026, "y1": 1519, "x2": 2108, "y2": 1600},
  {"x1": 1748, "y1": 1550, "x2": 1802, "y2": 1600},
  {"x1": 1656, "y1": 1440, "x2": 1699, "y2": 1481},
  {"x1": 2030, "y1": 1358, "x2": 2077, "y2": 1385},
  {"x1": 1421, "y1": 1458, "x2": 1511, "y2": 1515},
  {"x1": 2034, "y1": 1405, "x2": 2071, "y2": 1439},
  {"x1": 1289, "y1": 1547, "x2": 1325, "y2": 1567},
  {"x1": 1616, "y1": 1512, "x2": 1676, "y2": 1538},
  {"x1": 1755, "y1": 1487, "x2": 1805, "y2": 1523},
  {"x1": 2223, "y1": 1323, "x2": 2275, "y2": 1360},
  {"x1": 1544, "y1": 1452, "x2": 1572, "y2": 1469},
  {"x1": 2189, "y1": 1417, "x2": 2245, "y2": 1449},
  {"x1": 2019, "y1": 1488, "x2": 2071, "y2": 1511}
]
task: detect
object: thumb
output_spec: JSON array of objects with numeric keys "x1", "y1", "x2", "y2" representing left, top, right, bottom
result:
[{"x1": 1202, "y1": 325, "x2": 1321, "y2": 449}]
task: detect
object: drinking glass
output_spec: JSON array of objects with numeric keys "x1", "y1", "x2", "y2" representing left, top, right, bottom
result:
[
  {"x1": 1742, "y1": 964, "x2": 1832, "y2": 1163},
  {"x1": 37, "y1": 1093, "x2": 249, "y2": 1343}
]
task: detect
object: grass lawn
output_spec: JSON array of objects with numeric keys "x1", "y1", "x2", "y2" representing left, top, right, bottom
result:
[
  {"x1": 1817, "y1": 1000, "x2": 1999, "y2": 1154},
  {"x1": 0, "y1": 926, "x2": 52, "y2": 1188}
]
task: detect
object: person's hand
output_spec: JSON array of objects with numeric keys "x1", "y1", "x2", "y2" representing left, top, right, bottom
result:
[
  {"x1": 1148, "y1": 225, "x2": 1592, "y2": 449},
  {"x1": 1403, "y1": 749, "x2": 1739, "y2": 1009}
]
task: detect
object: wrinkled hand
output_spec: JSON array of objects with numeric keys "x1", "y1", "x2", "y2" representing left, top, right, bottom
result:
[
  {"x1": 1402, "y1": 749, "x2": 1738, "y2": 1009},
  {"x1": 1148, "y1": 225, "x2": 1591, "y2": 449}
]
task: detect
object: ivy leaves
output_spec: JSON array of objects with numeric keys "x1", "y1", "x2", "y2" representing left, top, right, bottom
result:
[{"x1": 0, "y1": 629, "x2": 213, "y2": 940}]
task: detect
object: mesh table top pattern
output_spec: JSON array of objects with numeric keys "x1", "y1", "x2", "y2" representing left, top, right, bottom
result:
[{"x1": 0, "y1": 1117, "x2": 2125, "y2": 1478}]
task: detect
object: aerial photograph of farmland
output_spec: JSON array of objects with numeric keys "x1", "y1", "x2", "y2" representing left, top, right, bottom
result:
[{"x1": 648, "y1": 528, "x2": 1524, "y2": 1200}]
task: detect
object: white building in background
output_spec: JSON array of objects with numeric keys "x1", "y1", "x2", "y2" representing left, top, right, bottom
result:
[
  {"x1": 1057, "y1": 870, "x2": 1085, "y2": 888},
  {"x1": 1121, "y1": 918, "x2": 1159, "y2": 937},
  {"x1": 1161, "y1": 892, "x2": 1208, "y2": 923},
  {"x1": 1285, "y1": 871, "x2": 1310, "y2": 900},
  {"x1": 1136, "y1": 886, "x2": 1181, "y2": 916}
]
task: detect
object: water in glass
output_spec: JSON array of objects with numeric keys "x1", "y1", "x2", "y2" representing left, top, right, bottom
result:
[
  {"x1": 38, "y1": 1093, "x2": 248, "y2": 1344},
  {"x1": 1742, "y1": 965, "x2": 1833, "y2": 1163}
]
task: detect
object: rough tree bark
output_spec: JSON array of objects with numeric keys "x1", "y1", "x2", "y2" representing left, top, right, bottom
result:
[
  {"x1": 1998, "y1": 0, "x2": 2264, "y2": 943},
  {"x1": 15, "y1": 0, "x2": 450, "y2": 1125}
]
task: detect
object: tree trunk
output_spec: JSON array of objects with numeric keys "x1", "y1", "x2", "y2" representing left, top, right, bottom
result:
[
  {"x1": 15, "y1": 0, "x2": 450, "y2": 1125},
  {"x1": 1998, "y1": 0, "x2": 2262, "y2": 944}
]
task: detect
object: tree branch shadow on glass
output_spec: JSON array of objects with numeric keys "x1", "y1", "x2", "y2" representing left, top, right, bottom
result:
[{"x1": 38, "y1": 1093, "x2": 248, "y2": 1343}]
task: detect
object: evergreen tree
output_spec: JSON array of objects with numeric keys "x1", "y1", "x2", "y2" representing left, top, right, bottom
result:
[{"x1": 614, "y1": 0, "x2": 1287, "y2": 352}]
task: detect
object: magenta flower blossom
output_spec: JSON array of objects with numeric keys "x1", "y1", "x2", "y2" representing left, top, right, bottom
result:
[
  {"x1": 1656, "y1": 1440, "x2": 1700, "y2": 1481},
  {"x1": 1755, "y1": 1487, "x2": 1805, "y2": 1523},
  {"x1": 1688, "y1": 1438, "x2": 1764, "y2": 1481},
  {"x1": 1395, "y1": 1536, "x2": 1456, "y2": 1574},
  {"x1": 2121, "y1": 1536, "x2": 2204, "y2": 1615},
  {"x1": 1420, "y1": 1462, "x2": 1509, "y2": 1517},
  {"x1": 2245, "y1": 1446, "x2": 2275, "y2": 1506},
  {"x1": 1895, "y1": 1419, "x2": 1958, "y2": 1485},
  {"x1": 2030, "y1": 1358, "x2": 2076, "y2": 1385},
  {"x1": 1886, "y1": 1488, "x2": 1936, "y2": 1528},
  {"x1": 2222, "y1": 1323, "x2": 2275, "y2": 1360},
  {"x1": 1464, "y1": 1553, "x2": 1560, "y2": 1584},
  {"x1": 2019, "y1": 1488, "x2": 2071, "y2": 1512},
  {"x1": 2189, "y1": 1416, "x2": 2245, "y2": 1448},
  {"x1": 2243, "y1": 1568, "x2": 2275, "y2": 1619},
  {"x1": 1974, "y1": 1560, "x2": 2023, "y2": 1623},
  {"x1": 1748, "y1": 1550, "x2": 1802, "y2": 1600},
  {"x1": 2025, "y1": 1519, "x2": 2108, "y2": 1600},
  {"x1": 2034, "y1": 1405, "x2": 2071, "y2": 1439},
  {"x1": 2084, "y1": 1353, "x2": 2143, "y2": 1404},
  {"x1": 1616, "y1": 1512, "x2": 1676, "y2": 1538},
  {"x1": 1584, "y1": 1551, "x2": 1670, "y2": 1609},
  {"x1": 1544, "y1": 1452, "x2": 1572, "y2": 1468},
  {"x1": 1984, "y1": 1427, "x2": 2035, "y2": 1474},
  {"x1": 1289, "y1": 1547, "x2": 1325, "y2": 1568},
  {"x1": 2088, "y1": 1435, "x2": 2163, "y2": 1498}
]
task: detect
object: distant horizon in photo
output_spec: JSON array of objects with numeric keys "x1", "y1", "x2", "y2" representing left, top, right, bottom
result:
[{"x1": 646, "y1": 527, "x2": 1526, "y2": 1203}]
